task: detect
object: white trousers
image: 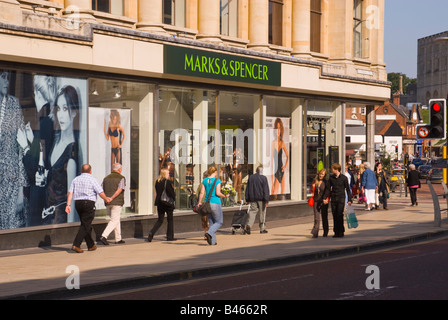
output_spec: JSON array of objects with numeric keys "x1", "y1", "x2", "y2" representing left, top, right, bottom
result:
[{"x1": 102, "y1": 205, "x2": 122, "y2": 241}]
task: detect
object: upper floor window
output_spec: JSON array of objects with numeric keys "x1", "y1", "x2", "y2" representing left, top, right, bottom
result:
[
  {"x1": 310, "y1": 0, "x2": 321, "y2": 53},
  {"x1": 353, "y1": 0, "x2": 363, "y2": 58},
  {"x1": 220, "y1": 0, "x2": 238, "y2": 37},
  {"x1": 92, "y1": 0, "x2": 123, "y2": 16},
  {"x1": 269, "y1": 0, "x2": 283, "y2": 46},
  {"x1": 163, "y1": 0, "x2": 186, "y2": 28}
]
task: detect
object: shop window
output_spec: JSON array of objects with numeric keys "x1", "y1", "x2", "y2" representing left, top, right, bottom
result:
[
  {"x1": 220, "y1": 0, "x2": 238, "y2": 38},
  {"x1": 157, "y1": 88, "x2": 260, "y2": 210},
  {"x1": 265, "y1": 96, "x2": 305, "y2": 202},
  {"x1": 310, "y1": 0, "x2": 322, "y2": 53},
  {"x1": 92, "y1": 0, "x2": 124, "y2": 16},
  {"x1": 269, "y1": 0, "x2": 283, "y2": 46},
  {"x1": 163, "y1": 0, "x2": 186, "y2": 28},
  {"x1": 0, "y1": 67, "x2": 92, "y2": 230},
  {"x1": 88, "y1": 78, "x2": 153, "y2": 219}
]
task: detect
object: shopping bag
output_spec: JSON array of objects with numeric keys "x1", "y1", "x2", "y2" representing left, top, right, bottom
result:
[{"x1": 346, "y1": 205, "x2": 358, "y2": 229}]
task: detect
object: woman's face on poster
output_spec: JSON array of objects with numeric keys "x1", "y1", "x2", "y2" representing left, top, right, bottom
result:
[
  {"x1": 111, "y1": 114, "x2": 118, "y2": 125},
  {"x1": 0, "y1": 72, "x2": 9, "y2": 96},
  {"x1": 56, "y1": 95, "x2": 74, "y2": 131}
]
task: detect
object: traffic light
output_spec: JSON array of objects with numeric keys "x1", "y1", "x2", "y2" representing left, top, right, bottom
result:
[
  {"x1": 429, "y1": 99, "x2": 446, "y2": 139},
  {"x1": 416, "y1": 99, "x2": 446, "y2": 140}
]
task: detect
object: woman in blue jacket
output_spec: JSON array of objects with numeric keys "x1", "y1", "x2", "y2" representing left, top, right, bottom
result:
[{"x1": 361, "y1": 162, "x2": 378, "y2": 211}]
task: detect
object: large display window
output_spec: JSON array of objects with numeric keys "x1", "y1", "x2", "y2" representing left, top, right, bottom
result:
[
  {"x1": 88, "y1": 78, "x2": 154, "y2": 219},
  {"x1": 265, "y1": 96, "x2": 304, "y2": 202},
  {"x1": 0, "y1": 68, "x2": 88, "y2": 230},
  {"x1": 0, "y1": 66, "x2": 310, "y2": 231},
  {"x1": 156, "y1": 87, "x2": 260, "y2": 210}
]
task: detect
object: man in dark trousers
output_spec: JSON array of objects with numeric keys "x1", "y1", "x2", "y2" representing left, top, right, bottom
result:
[
  {"x1": 324, "y1": 163, "x2": 352, "y2": 238},
  {"x1": 100, "y1": 163, "x2": 126, "y2": 245},
  {"x1": 65, "y1": 164, "x2": 110, "y2": 253},
  {"x1": 245, "y1": 165, "x2": 270, "y2": 234}
]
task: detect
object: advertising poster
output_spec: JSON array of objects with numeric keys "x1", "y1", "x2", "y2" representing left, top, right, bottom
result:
[
  {"x1": 0, "y1": 70, "x2": 87, "y2": 229},
  {"x1": 88, "y1": 107, "x2": 131, "y2": 210},
  {"x1": 265, "y1": 116, "x2": 290, "y2": 197}
]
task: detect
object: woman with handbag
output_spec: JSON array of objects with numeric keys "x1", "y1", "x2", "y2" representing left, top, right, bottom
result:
[
  {"x1": 148, "y1": 168, "x2": 176, "y2": 242},
  {"x1": 197, "y1": 166, "x2": 228, "y2": 245},
  {"x1": 311, "y1": 168, "x2": 330, "y2": 238}
]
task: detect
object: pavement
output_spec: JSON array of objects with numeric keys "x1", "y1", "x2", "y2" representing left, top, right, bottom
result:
[{"x1": 1, "y1": 184, "x2": 448, "y2": 300}]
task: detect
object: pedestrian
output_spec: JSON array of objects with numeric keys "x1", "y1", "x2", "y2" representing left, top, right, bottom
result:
[
  {"x1": 361, "y1": 162, "x2": 378, "y2": 211},
  {"x1": 100, "y1": 163, "x2": 126, "y2": 245},
  {"x1": 357, "y1": 164, "x2": 366, "y2": 205},
  {"x1": 406, "y1": 164, "x2": 420, "y2": 206},
  {"x1": 375, "y1": 163, "x2": 390, "y2": 210},
  {"x1": 65, "y1": 164, "x2": 110, "y2": 253},
  {"x1": 311, "y1": 168, "x2": 329, "y2": 238},
  {"x1": 244, "y1": 165, "x2": 270, "y2": 235},
  {"x1": 197, "y1": 166, "x2": 229, "y2": 245},
  {"x1": 324, "y1": 163, "x2": 352, "y2": 238},
  {"x1": 197, "y1": 170, "x2": 209, "y2": 239},
  {"x1": 148, "y1": 168, "x2": 176, "y2": 242}
]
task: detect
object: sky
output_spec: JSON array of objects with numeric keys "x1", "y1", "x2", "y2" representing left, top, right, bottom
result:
[{"x1": 384, "y1": 0, "x2": 448, "y2": 78}]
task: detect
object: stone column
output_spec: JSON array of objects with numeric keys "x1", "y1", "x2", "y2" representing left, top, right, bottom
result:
[
  {"x1": 248, "y1": 0, "x2": 269, "y2": 51},
  {"x1": 366, "y1": 105, "x2": 376, "y2": 165},
  {"x1": 136, "y1": 0, "x2": 164, "y2": 33},
  {"x1": 197, "y1": 0, "x2": 221, "y2": 43},
  {"x1": 291, "y1": 0, "x2": 311, "y2": 58},
  {"x1": 63, "y1": 0, "x2": 96, "y2": 23}
]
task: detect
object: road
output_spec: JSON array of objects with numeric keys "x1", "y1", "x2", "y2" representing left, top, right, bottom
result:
[{"x1": 78, "y1": 236, "x2": 448, "y2": 301}]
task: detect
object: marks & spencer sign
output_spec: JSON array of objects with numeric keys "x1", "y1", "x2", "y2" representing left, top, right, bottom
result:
[{"x1": 164, "y1": 45, "x2": 281, "y2": 86}]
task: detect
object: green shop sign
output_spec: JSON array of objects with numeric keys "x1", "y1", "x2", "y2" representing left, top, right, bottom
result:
[{"x1": 164, "y1": 45, "x2": 281, "y2": 86}]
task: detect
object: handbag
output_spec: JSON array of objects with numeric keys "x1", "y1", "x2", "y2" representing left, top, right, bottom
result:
[
  {"x1": 307, "y1": 197, "x2": 314, "y2": 207},
  {"x1": 308, "y1": 182, "x2": 315, "y2": 207},
  {"x1": 161, "y1": 180, "x2": 175, "y2": 208},
  {"x1": 195, "y1": 177, "x2": 218, "y2": 217}
]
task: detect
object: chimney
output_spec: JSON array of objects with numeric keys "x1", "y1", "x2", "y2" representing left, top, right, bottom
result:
[
  {"x1": 399, "y1": 75, "x2": 403, "y2": 94},
  {"x1": 393, "y1": 92, "x2": 400, "y2": 106}
]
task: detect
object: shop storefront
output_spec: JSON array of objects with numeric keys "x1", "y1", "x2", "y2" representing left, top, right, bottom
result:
[{"x1": 0, "y1": 35, "x2": 389, "y2": 249}]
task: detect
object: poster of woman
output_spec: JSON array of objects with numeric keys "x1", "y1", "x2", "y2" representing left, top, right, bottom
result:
[
  {"x1": 39, "y1": 77, "x2": 87, "y2": 224},
  {"x1": 266, "y1": 116, "x2": 290, "y2": 199},
  {"x1": 89, "y1": 107, "x2": 131, "y2": 210}
]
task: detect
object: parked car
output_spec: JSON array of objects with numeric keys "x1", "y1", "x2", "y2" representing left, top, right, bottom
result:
[
  {"x1": 429, "y1": 158, "x2": 447, "y2": 169},
  {"x1": 389, "y1": 168, "x2": 406, "y2": 192},
  {"x1": 412, "y1": 158, "x2": 423, "y2": 168},
  {"x1": 418, "y1": 165, "x2": 432, "y2": 179},
  {"x1": 426, "y1": 168, "x2": 443, "y2": 183}
]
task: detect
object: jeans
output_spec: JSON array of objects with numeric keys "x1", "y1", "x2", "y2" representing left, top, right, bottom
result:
[{"x1": 207, "y1": 203, "x2": 223, "y2": 245}]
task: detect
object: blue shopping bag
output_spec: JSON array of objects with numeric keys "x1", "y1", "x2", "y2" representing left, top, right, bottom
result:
[{"x1": 346, "y1": 205, "x2": 358, "y2": 229}]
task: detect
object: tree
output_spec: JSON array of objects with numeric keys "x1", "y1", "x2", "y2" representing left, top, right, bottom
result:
[{"x1": 387, "y1": 72, "x2": 417, "y2": 96}]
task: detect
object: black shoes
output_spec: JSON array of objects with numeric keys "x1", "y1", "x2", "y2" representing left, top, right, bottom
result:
[
  {"x1": 100, "y1": 236, "x2": 109, "y2": 245},
  {"x1": 147, "y1": 233, "x2": 154, "y2": 242}
]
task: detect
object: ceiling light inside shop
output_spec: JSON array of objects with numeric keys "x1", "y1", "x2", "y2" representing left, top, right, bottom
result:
[{"x1": 113, "y1": 86, "x2": 121, "y2": 99}]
